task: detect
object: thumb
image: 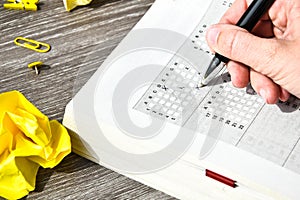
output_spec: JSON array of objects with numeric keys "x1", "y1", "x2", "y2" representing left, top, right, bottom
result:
[{"x1": 206, "y1": 24, "x2": 284, "y2": 76}]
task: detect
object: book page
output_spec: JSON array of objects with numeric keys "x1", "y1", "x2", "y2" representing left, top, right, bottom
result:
[{"x1": 134, "y1": 0, "x2": 300, "y2": 175}]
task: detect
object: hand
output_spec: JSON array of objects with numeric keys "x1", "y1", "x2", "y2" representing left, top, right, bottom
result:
[{"x1": 206, "y1": 0, "x2": 300, "y2": 104}]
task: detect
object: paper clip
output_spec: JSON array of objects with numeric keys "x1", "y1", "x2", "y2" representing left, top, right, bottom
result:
[
  {"x1": 14, "y1": 37, "x2": 51, "y2": 53},
  {"x1": 3, "y1": 0, "x2": 39, "y2": 11}
]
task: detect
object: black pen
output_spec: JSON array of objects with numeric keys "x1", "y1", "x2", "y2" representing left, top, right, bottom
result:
[{"x1": 200, "y1": 0, "x2": 275, "y2": 87}]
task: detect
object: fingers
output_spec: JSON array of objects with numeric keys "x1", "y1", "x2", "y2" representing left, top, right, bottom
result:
[
  {"x1": 207, "y1": 0, "x2": 297, "y2": 102},
  {"x1": 205, "y1": 0, "x2": 293, "y2": 103},
  {"x1": 250, "y1": 69, "x2": 280, "y2": 104},
  {"x1": 279, "y1": 87, "x2": 290, "y2": 102},
  {"x1": 226, "y1": 61, "x2": 290, "y2": 103},
  {"x1": 226, "y1": 61, "x2": 249, "y2": 88},
  {"x1": 206, "y1": 24, "x2": 282, "y2": 76}
]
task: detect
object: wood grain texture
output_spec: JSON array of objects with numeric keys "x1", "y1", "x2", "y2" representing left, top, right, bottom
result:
[{"x1": 0, "y1": 0, "x2": 175, "y2": 199}]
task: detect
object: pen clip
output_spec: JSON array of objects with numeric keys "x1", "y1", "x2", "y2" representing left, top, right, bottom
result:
[{"x1": 14, "y1": 37, "x2": 51, "y2": 53}]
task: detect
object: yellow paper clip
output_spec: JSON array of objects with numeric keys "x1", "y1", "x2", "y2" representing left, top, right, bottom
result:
[
  {"x1": 3, "y1": 0, "x2": 39, "y2": 11},
  {"x1": 14, "y1": 37, "x2": 51, "y2": 53}
]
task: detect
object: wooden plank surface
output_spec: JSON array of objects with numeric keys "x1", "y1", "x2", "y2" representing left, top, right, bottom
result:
[{"x1": 0, "y1": 0, "x2": 174, "y2": 199}]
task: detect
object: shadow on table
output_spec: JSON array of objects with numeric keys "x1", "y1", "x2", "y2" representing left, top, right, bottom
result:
[
  {"x1": 89, "y1": 0, "x2": 123, "y2": 9},
  {"x1": 21, "y1": 153, "x2": 97, "y2": 199}
]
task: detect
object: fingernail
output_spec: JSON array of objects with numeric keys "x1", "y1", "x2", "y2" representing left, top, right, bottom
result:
[
  {"x1": 259, "y1": 89, "x2": 269, "y2": 104},
  {"x1": 206, "y1": 27, "x2": 220, "y2": 46}
]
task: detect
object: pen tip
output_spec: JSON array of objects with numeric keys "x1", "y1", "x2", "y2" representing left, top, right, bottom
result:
[{"x1": 198, "y1": 81, "x2": 206, "y2": 88}]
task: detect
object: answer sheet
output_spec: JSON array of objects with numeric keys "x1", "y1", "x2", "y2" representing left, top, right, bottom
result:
[{"x1": 135, "y1": 0, "x2": 300, "y2": 175}]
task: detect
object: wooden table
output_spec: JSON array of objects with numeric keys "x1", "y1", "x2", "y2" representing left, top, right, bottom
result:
[{"x1": 0, "y1": 0, "x2": 174, "y2": 199}]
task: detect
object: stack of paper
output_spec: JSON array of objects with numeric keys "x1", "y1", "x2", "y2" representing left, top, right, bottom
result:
[{"x1": 63, "y1": 0, "x2": 300, "y2": 199}]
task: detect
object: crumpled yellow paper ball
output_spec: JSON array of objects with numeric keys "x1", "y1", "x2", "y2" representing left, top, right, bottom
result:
[
  {"x1": 63, "y1": 0, "x2": 93, "y2": 11},
  {"x1": 0, "y1": 91, "x2": 71, "y2": 199}
]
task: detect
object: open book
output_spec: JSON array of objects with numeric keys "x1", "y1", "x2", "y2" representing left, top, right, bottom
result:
[{"x1": 63, "y1": 0, "x2": 300, "y2": 199}]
